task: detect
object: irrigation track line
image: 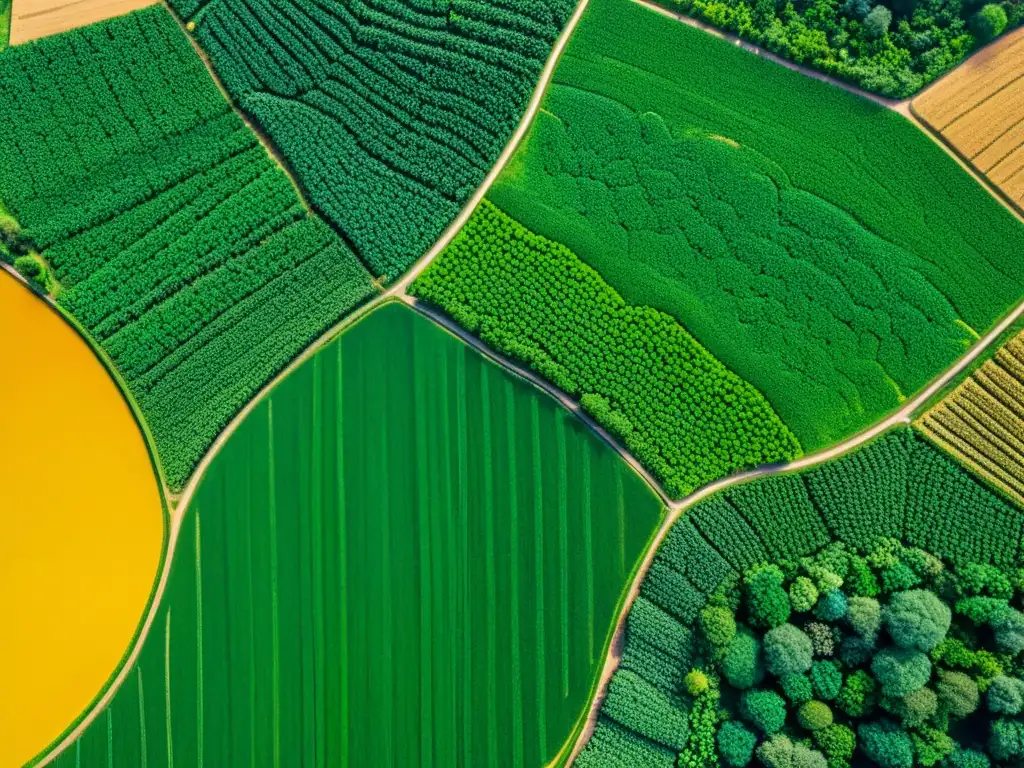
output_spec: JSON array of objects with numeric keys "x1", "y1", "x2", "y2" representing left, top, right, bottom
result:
[
  {"x1": 563, "y1": 293, "x2": 1024, "y2": 765},
  {"x1": 633, "y1": 0, "x2": 1024, "y2": 231},
  {"x1": 32, "y1": 1, "x2": 595, "y2": 765}
]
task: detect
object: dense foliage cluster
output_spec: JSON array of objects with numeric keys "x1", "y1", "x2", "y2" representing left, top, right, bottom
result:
[
  {"x1": 0, "y1": 7, "x2": 376, "y2": 489},
  {"x1": 491, "y1": 0, "x2": 1024, "y2": 451},
  {"x1": 578, "y1": 427, "x2": 1024, "y2": 765},
  {"x1": 168, "y1": 0, "x2": 575, "y2": 279},
  {"x1": 412, "y1": 200, "x2": 800, "y2": 498},
  {"x1": 920, "y1": 331, "x2": 1024, "y2": 508},
  {"x1": 654, "y1": 0, "x2": 1020, "y2": 97}
]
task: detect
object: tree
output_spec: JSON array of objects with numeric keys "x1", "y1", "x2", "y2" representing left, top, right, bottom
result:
[
  {"x1": 986, "y1": 675, "x2": 1024, "y2": 715},
  {"x1": 724, "y1": 628, "x2": 765, "y2": 689},
  {"x1": 701, "y1": 605, "x2": 737, "y2": 649},
  {"x1": 798, "y1": 700, "x2": 834, "y2": 731},
  {"x1": 757, "y1": 735, "x2": 828, "y2": 768},
  {"x1": 894, "y1": 686, "x2": 938, "y2": 727},
  {"x1": 782, "y1": 673, "x2": 814, "y2": 705},
  {"x1": 858, "y1": 720, "x2": 914, "y2": 768},
  {"x1": 841, "y1": 0, "x2": 871, "y2": 18},
  {"x1": 764, "y1": 623, "x2": 814, "y2": 677},
  {"x1": 741, "y1": 689, "x2": 787, "y2": 734},
  {"x1": 847, "y1": 596, "x2": 881, "y2": 639},
  {"x1": 989, "y1": 718, "x2": 1024, "y2": 761},
  {"x1": 13, "y1": 255, "x2": 46, "y2": 291},
  {"x1": 685, "y1": 669, "x2": 710, "y2": 697},
  {"x1": 871, "y1": 647, "x2": 931, "y2": 697},
  {"x1": 745, "y1": 565, "x2": 792, "y2": 629},
  {"x1": 837, "y1": 669, "x2": 876, "y2": 718},
  {"x1": 717, "y1": 720, "x2": 757, "y2": 767},
  {"x1": 811, "y1": 660, "x2": 843, "y2": 701},
  {"x1": 805, "y1": 621, "x2": 836, "y2": 657},
  {"x1": 863, "y1": 5, "x2": 893, "y2": 37},
  {"x1": 884, "y1": 590, "x2": 951, "y2": 652},
  {"x1": 815, "y1": 590, "x2": 848, "y2": 622},
  {"x1": 990, "y1": 608, "x2": 1024, "y2": 654},
  {"x1": 791, "y1": 576, "x2": 819, "y2": 613},
  {"x1": 936, "y1": 670, "x2": 979, "y2": 717},
  {"x1": 971, "y1": 3, "x2": 1008, "y2": 41},
  {"x1": 947, "y1": 748, "x2": 991, "y2": 768},
  {"x1": 813, "y1": 724, "x2": 855, "y2": 767}
]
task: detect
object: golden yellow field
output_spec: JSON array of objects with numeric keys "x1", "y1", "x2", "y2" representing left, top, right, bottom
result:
[
  {"x1": 0, "y1": 273, "x2": 164, "y2": 767},
  {"x1": 9, "y1": 0, "x2": 158, "y2": 45},
  {"x1": 913, "y1": 27, "x2": 1024, "y2": 210}
]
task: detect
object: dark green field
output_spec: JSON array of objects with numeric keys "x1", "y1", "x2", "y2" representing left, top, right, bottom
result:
[{"x1": 47, "y1": 302, "x2": 663, "y2": 768}]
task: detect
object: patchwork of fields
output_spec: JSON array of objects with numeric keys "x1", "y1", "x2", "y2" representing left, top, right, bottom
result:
[
  {"x1": 0, "y1": 6, "x2": 376, "y2": 490},
  {"x1": 0, "y1": 274, "x2": 163, "y2": 768},
  {"x1": 43, "y1": 303, "x2": 663, "y2": 768},
  {"x1": 913, "y1": 27, "x2": 1024, "y2": 213},
  {"x1": 169, "y1": 0, "x2": 576, "y2": 279},
  {"x1": 6, "y1": 0, "x2": 1024, "y2": 767}
]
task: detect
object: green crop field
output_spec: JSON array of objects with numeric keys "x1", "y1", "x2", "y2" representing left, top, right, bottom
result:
[
  {"x1": 0, "y1": 7, "x2": 376, "y2": 490},
  {"x1": 412, "y1": 199, "x2": 800, "y2": 499},
  {"x1": 580, "y1": 426, "x2": 1024, "y2": 766},
  {"x1": 487, "y1": 0, "x2": 1024, "y2": 452},
  {"x1": 44, "y1": 302, "x2": 663, "y2": 768},
  {"x1": 167, "y1": 0, "x2": 575, "y2": 280}
]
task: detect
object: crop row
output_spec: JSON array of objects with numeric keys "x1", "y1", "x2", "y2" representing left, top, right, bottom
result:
[
  {"x1": 168, "y1": 0, "x2": 575, "y2": 279},
  {"x1": 411, "y1": 199, "x2": 801, "y2": 498},
  {"x1": 0, "y1": 6, "x2": 376, "y2": 490},
  {"x1": 919, "y1": 332, "x2": 1024, "y2": 507},
  {"x1": 579, "y1": 426, "x2": 1024, "y2": 765}
]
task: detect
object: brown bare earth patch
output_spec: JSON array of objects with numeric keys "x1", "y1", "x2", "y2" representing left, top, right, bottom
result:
[
  {"x1": 9, "y1": 0, "x2": 156, "y2": 45},
  {"x1": 913, "y1": 27, "x2": 1024, "y2": 211}
]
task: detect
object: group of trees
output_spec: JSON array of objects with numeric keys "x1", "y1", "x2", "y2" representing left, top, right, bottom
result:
[
  {"x1": 412, "y1": 199, "x2": 801, "y2": 498},
  {"x1": 0, "y1": 7, "x2": 376, "y2": 489},
  {"x1": 170, "y1": 0, "x2": 575, "y2": 279},
  {"x1": 579, "y1": 427, "x2": 1024, "y2": 766},
  {"x1": 658, "y1": 0, "x2": 1021, "y2": 97}
]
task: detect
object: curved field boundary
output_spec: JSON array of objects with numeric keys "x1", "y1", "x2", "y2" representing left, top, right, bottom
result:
[
  {"x1": 1, "y1": 266, "x2": 173, "y2": 768},
  {"x1": 563, "y1": 291, "x2": 1024, "y2": 765}
]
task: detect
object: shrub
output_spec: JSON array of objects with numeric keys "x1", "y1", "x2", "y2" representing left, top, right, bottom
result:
[
  {"x1": 781, "y1": 673, "x2": 814, "y2": 705},
  {"x1": 724, "y1": 628, "x2": 765, "y2": 690},
  {"x1": 836, "y1": 670, "x2": 876, "y2": 718},
  {"x1": 910, "y1": 726, "x2": 954, "y2": 766},
  {"x1": 757, "y1": 735, "x2": 828, "y2": 768},
  {"x1": 956, "y1": 597, "x2": 1009, "y2": 626},
  {"x1": 863, "y1": 5, "x2": 893, "y2": 37},
  {"x1": 986, "y1": 675, "x2": 1024, "y2": 715},
  {"x1": 815, "y1": 591, "x2": 848, "y2": 622},
  {"x1": 882, "y1": 562, "x2": 921, "y2": 593},
  {"x1": 872, "y1": 647, "x2": 932, "y2": 697},
  {"x1": 13, "y1": 255, "x2": 46, "y2": 291},
  {"x1": 746, "y1": 566, "x2": 792, "y2": 630},
  {"x1": 948, "y1": 749, "x2": 991, "y2": 768},
  {"x1": 989, "y1": 718, "x2": 1024, "y2": 760},
  {"x1": 884, "y1": 590, "x2": 951, "y2": 652},
  {"x1": 741, "y1": 689, "x2": 787, "y2": 735},
  {"x1": 936, "y1": 670, "x2": 979, "y2": 717},
  {"x1": 791, "y1": 577, "x2": 820, "y2": 613},
  {"x1": 702, "y1": 606, "x2": 738, "y2": 649},
  {"x1": 811, "y1": 660, "x2": 843, "y2": 701},
  {"x1": 847, "y1": 597, "x2": 882, "y2": 639},
  {"x1": 685, "y1": 669, "x2": 710, "y2": 697},
  {"x1": 858, "y1": 720, "x2": 914, "y2": 768},
  {"x1": 813, "y1": 724, "x2": 855, "y2": 767},
  {"x1": 798, "y1": 700, "x2": 833, "y2": 731},
  {"x1": 971, "y1": 4, "x2": 1008, "y2": 41},
  {"x1": 896, "y1": 686, "x2": 938, "y2": 727},
  {"x1": 717, "y1": 720, "x2": 757, "y2": 767},
  {"x1": 805, "y1": 622, "x2": 836, "y2": 657},
  {"x1": 990, "y1": 608, "x2": 1024, "y2": 654},
  {"x1": 764, "y1": 623, "x2": 814, "y2": 678}
]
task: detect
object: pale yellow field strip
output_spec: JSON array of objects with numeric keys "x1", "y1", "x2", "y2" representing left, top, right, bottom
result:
[
  {"x1": 943, "y1": 76, "x2": 1024, "y2": 157},
  {"x1": 975, "y1": 120, "x2": 1024, "y2": 173},
  {"x1": 10, "y1": 0, "x2": 158, "y2": 45},
  {"x1": 991, "y1": 143, "x2": 1024, "y2": 183},
  {"x1": 1006, "y1": 167, "x2": 1024, "y2": 202},
  {"x1": 914, "y1": 29, "x2": 1024, "y2": 129},
  {"x1": 0, "y1": 273, "x2": 163, "y2": 768}
]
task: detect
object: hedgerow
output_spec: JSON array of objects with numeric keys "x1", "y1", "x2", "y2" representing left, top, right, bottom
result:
[
  {"x1": 490, "y1": 0, "x2": 1024, "y2": 451},
  {"x1": 411, "y1": 199, "x2": 800, "y2": 498},
  {"x1": 0, "y1": 7, "x2": 376, "y2": 489},
  {"x1": 583, "y1": 427, "x2": 1024, "y2": 765},
  {"x1": 167, "y1": 0, "x2": 575, "y2": 279}
]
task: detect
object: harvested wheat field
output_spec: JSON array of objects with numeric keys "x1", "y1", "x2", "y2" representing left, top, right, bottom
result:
[
  {"x1": 914, "y1": 27, "x2": 1024, "y2": 210},
  {"x1": 0, "y1": 273, "x2": 164, "y2": 767},
  {"x1": 9, "y1": 0, "x2": 156, "y2": 45}
]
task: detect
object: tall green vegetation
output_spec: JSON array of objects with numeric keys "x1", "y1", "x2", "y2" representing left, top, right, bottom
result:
[
  {"x1": 579, "y1": 426, "x2": 1024, "y2": 766},
  {"x1": 44, "y1": 303, "x2": 664, "y2": 768},
  {"x1": 412, "y1": 200, "x2": 800, "y2": 498},
  {"x1": 489, "y1": 0, "x2": 1024, "y2": 452},
  {"x1": 166, "y1": 0, "x2": 576, "y2": 279},
  {"x1": 0, "y1": 7, "x2": 376, "y2": 489}
]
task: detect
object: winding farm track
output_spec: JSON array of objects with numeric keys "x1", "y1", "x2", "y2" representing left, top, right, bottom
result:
[{"x1": 25, "y1": 0, "x2": 1024, "y2": 764}]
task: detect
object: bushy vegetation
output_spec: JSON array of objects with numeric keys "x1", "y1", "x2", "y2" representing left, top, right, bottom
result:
[
  {"x1": 0, "y1": 7, "x2": 376, "y2": 489},
  {"x1": 491, "y1": 0, "x2": 1024, "y2": 451},
  {"x1": 652, "y1": 0, "x2": 1021, "y2": 98},
  {"x1": 579, "y1": 427, "x2": 1024, "y2": 765},
  {"x1": 168, "y1": 0, "x2": 575, "y2": 280},
  {"x1": 412, "y1": 199, "x2": 800, "y2": 498}
]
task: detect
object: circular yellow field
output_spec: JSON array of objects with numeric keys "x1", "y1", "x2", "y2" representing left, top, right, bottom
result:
[{"x1": 0, "y1": 274, "x2": 164, "y2": 767}]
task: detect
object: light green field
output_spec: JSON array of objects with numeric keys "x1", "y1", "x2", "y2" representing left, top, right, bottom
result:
[{"x1": 45, "y1": 302, "x2": 663, "y2": 768}]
